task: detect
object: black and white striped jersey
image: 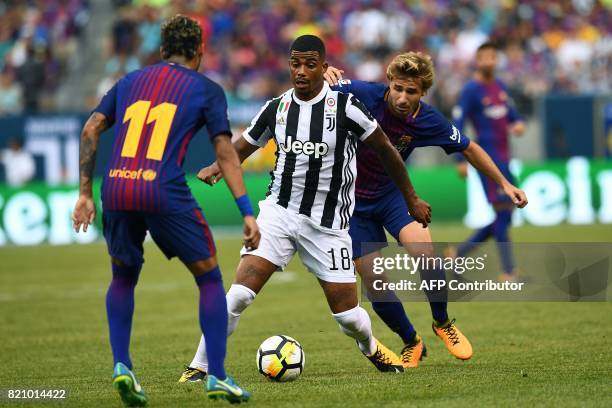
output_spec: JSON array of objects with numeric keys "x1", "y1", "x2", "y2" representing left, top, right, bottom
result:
[{"x1": 242, "y1": 82, "x2": 378, "y2": 230}]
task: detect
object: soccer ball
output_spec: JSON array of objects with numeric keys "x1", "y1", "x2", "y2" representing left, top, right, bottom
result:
[{"x1": 256, "y1": 335, "x2": 305, "y2": 382}]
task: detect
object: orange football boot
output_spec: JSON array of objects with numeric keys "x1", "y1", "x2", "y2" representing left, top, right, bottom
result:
[
  {"x1": 432, "y1": 319, "x2": 472, "y2": 360},
  {"x1": 364, "y1": 337, "x2": 404, "y2": 373},
  {"x1": 399, "y1": 335, "x2": 427, "y2": 368}
]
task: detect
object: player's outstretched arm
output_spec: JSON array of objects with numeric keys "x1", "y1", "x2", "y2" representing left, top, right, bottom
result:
[
  {"x1": 461, "y1": 141, "x2": 528, "y2": 208},
  {"x1": 197, "y1": 136, "x2": 260, "y2": 185},
  {"x1": 72, "y1": 112, "x2": 109, "y2": 233},
  {"x1": 213, "y1": 134, "x2": 249, "y2": 197},
  {"x1": 212, "y1": 134, "x2": 261, "y2": 249},
  {"x1": 364, "y1": 127, "x2": 432, "y2": 227}
]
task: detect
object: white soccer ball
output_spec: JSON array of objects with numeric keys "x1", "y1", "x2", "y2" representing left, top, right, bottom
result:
[{"x1": 256, "y1": 335, "x2": 305, "y2": 382}]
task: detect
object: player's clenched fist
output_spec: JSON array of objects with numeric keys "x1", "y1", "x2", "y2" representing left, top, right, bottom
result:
[
  {"x1": 407, "y1": 196, "x2": 432, "y2": 228},
  {"x1": 197, "y1": 163, "x2": 222, "y2": 185},
  {"x1": 503, "y1": 183, "x2": 528, "y2": 208},
  {"x1": 243, "y1": 216, "x2": 260, "y2": 250}
]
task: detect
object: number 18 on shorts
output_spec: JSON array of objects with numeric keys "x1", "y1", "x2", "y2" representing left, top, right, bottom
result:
[{"x1": 240, "y1": 199, "x2": 356, "y2": 283}]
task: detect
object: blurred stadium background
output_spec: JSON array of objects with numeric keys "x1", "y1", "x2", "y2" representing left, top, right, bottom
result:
[{"x1": 0, "y1": 0, "x2": 611, "y2": 247}]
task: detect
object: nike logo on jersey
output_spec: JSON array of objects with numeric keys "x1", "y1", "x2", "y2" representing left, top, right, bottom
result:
[{"x1": 279, "y1": 135, "x2": 329, "y2": 159}]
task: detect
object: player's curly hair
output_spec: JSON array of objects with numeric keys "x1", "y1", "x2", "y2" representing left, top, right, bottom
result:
[
  {"x1": 386, "y1": 52, "x2": 435, "y2": 92},
  {"x1": 160, "y1": 14, "x2": 202, "y2": 60}
]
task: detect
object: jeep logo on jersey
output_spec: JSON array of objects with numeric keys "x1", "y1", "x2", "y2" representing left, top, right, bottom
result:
[{"x1": 279, "y1": 136, "x2": 329, "y2": 159}]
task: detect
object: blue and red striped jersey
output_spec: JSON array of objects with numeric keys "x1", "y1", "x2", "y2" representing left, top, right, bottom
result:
[
  {"x1": 453, "y1": 78, "x2": 521, "y2": 164},
  {"x1": 332, "y1": 79, "x2": 470, "y2": 199},
  {"x1": 94, "y1": 62, "x2": 231, "y2": 213}
]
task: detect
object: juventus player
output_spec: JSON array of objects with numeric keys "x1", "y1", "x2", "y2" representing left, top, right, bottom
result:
[{"x1": 179, "y1": 35, "x2": 431, "y2": 380}]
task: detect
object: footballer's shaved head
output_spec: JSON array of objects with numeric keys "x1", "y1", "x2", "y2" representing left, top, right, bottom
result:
[
  {"x1": 288, "y1": 35, "x2": 328, "y2": 100},
  {"x1": 289, "y1": 35, "x2": 326, "y2": 60}
]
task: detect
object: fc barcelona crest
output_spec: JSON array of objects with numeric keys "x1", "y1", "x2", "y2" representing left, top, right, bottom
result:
[{"x1": 396, "y1": 134, "x2": 413, "y2": 152}]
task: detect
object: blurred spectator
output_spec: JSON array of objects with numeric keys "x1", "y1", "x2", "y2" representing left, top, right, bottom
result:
[
  {"x1": 96, "y1": 70, "x2": 124, "y2": 101},
  {"x1": 354, "y1": 52, "x2": 385, "y2": 82},
  {"x1": 542, "y1": 18, "x2": 567, "y2": 51},
  {"x1": 344, "y1": 3, "x2": 388, "y2": 54},
  {"x1": 456, "y1": 15, "x2": 488, "y2": 62},
  {"x1": 0, "y1": 138, "x2": 35, "y2": 187},
  {"x1": 0, "y1": 70, "x2": 23, "y2": 114},
  {"x1": 281, "y1": 0, "x2": 322, "y2": 41},
  {"x1": 15, "y1": 40, "x2": 45, "y2": 113},
  {"x1": 0, "y1": 23, "x2": 16, "y2": 71},
  {"x1": 112, "y1": 8, "x2": 138, "y2": 55},
  {"x1": 138, "y1": 6, "x2": 161, "y2": 64},
  {"x1": 105, "y1": 7, "x2": 141, "y2": 76}
]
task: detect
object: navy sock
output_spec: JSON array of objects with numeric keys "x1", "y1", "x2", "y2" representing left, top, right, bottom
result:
[
  {"x1": 493, "y1": 209, "x2": 514, "y2": 273},
  {"x1": 106, "y1": 262, "x2": 141, "y2": 370},
  {"x1": 371, "y1": 294, "x2": 417, "y2": 344},
  {"x1": 195, "y1": 267, "x2": 228, "y2": 379},
  {"x1": 420, "y1": 265, "x2": 449, "y2": 323},
  {"x1": 457, "y1": 223, "x2": 493, "y2": 257}
]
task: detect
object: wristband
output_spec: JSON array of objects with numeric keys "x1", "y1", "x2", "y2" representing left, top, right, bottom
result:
[{"x1": 235, "y1": 194, "x2": 254, "y2": 217}]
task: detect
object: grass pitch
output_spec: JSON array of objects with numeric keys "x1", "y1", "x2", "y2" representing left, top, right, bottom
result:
[{"x1": 1, "y1": 223, "x2": 611, "y2": 407}]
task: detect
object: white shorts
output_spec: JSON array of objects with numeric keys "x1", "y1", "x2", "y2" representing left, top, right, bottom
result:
[{"x1": 240, "y1": 199, "x2": 356, "y2": 283}]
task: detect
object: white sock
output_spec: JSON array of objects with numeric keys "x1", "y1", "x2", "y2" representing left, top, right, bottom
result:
[
  {"x1": 189, "y1": 284, "x2": 256, "y2": 370},
  {"x1": 226, "y1": 284, "x2": 256, "y2": 335},
  {"x1": 190, "y1": 335, "x2": 208, "y2": 371},
  {"x1": 332, "y1": 305, "x2": 376, "y2": 355}
]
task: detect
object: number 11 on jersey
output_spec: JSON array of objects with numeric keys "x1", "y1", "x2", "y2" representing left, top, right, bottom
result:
[{"x1": 121, "y1": 100, "x2": 178, "y2": 161}]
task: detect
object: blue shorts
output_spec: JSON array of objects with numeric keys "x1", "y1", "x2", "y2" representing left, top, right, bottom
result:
[
  {"x1": 479, "y1": 161, "x2": 514, "y2": 204},
  {"x1": 102, "y1": 208, "x2": 216, "y2": 267},
  {"x1": 350, "y1": 187, "x2": 415, "y2": 258}
]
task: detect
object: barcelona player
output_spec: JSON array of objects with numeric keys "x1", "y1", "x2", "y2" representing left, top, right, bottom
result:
[
  {"x1": 452, "y1": 42, "x2": 526, "y2": 282},
  {"x1": 324, "y1": 52, "x2": 527, "y2": 367},
  {"x1": 71, "y1": 15, "x2": 257, "y2": 405}
]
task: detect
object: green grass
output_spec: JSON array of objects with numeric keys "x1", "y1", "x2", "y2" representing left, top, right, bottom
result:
[{"x1": 1, "y1": 223, "x2": 611, "y2": 407}]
